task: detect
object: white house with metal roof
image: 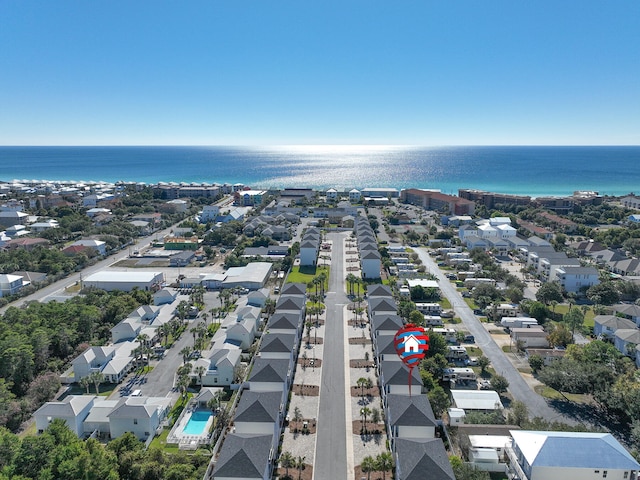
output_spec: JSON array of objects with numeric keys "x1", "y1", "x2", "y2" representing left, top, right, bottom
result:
[{"x1": 507, "y1": 430, "x2": 640, "y2": 480}]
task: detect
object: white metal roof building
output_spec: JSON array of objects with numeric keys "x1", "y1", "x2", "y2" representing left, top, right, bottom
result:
[
  {"x1": 222, "y1": 262, "x2": 273, "y2": 290},
  {"x1": 83, "y1": 271, "x2": 164, "y2": 292},
  {"x1": 508, "y1": 430, "x2": 640, "y2": 480},
  {"x1": 451, "y1": 390, "x2": 504, "y2": 412}
]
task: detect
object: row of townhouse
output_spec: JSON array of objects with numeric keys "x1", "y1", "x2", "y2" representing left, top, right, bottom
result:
[
  {"x1": 190, "y1": 293, "x2": 273, "y2": 388},
  {"x1": 263, "y1": 198, "x2": 360, "y2": 218},
  {"x1": 366, "y1": 283, "x2": 457, "y2": 479},
  {"x1": 198, "y1": 204, "x2": 250, "y2": 224},
  {"x1": 573, "y1": 240, "x2": 640, "y2": 277},
  {"x1": 34, "y1": 394, "x2": 172, "y2": 441},
  {"x1": 211, "y1": 282, "x2": 307, "y2": 479},
  {"x1": 519, "y1": 243, "x2": 600, "y2": 292},
  {"x1": 355, "y1": 215, "x2": 381, "y2": 279},
  {"x1": 594, "y1": 308, "x2": 640, "y2": 367},
  {"x1": 242, "y1": 214, "x2": 298, "y2": 241},
  {"x1": 68, "y1": 291, "x2": 183, "y2": 386}
]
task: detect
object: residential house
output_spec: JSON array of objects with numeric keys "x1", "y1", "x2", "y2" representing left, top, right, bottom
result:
[
  {"x1": 349, "y1": 189, "x2": 361, "y2": 203},
  {"x1": 525, "y1": 348, "x2": 566, "y2": 366},
  {"x1": 367, "y1": 284, "x2": 394, "y2": 298},
  {"x1": 258, "y1": 333, "x2": 297, "y2": 362},
  {"x1": 29, "y1": 219, "x2": 59, "y2": 232},
  {"x1": 71, "y1": 343, "x2": 137, "y2": 383},
  {"x1": 371, "y1": 314, "x2": 404, "y2": 338},
  {"x1": 614, "y1": 329, "x2": 640, "y2": 358},
  {"x1": 107, "y1": 396, "x2": 171, "y2": 441},
  {"x1": 153, "y1": 288, "x2": 178, "y2": 306},
  {"x1": 594, "y1": 315, "x2": 637, "y2": 339},
  {"x1": 386, "y1": 394, "x2": 437, "y2": 447},
  {"x1": 555, "y1": 266, "x2": 600, "y2": 293},
  {"x1": 325, "y1": 188, "x2": 338, "y2": 201},
  {"x1": 380, "y1": 361, "x2": 423, "y2": 396},
  {"x1": 193, "y1": 348, "x2": 242, "y2": 387},
  {"x1": 510, "y1": 327, "x2": 549, "y2": 349},
  {"x1": 611, "y1": 303, "x2": 640, "y2": 327},
  {"x1": 233, "y1": 391, "x2": 283, "y2": 438},
  {"x1": 34, "y1": 395, "x2": 97, "y2": 436},
  {"x1": 248, "y1": 358, "x2": 292, "y2": 396},
  {"x1": 212, "y1": 433, "x2": 275, "y2": 480},
  {"x1": 267, "y1": 312, "x2": 302, "y2": 338},
  {"x1": 507, "y1": 430, "x2": 640, "y2": 480},
  {"x1": 361, "y1": 250, "x2": 382, "y2": 279},
  {"x1": 368, "y1": 297, "x2": 398, "y2": 317},
  {"x1": 0, "y1": 274, "x2": 26, "y2": 297},
  {"x1": 375, "y1": 333, "x2": 401, "y2": 362},
  {"x1": 394, "y1": 437, "x2": 456, "y2": 480}
]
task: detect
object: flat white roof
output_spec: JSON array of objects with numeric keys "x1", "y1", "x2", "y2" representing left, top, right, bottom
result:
[
  {"x1": 407, "y1": 279, "x2": 439, "y2": 289},
  {"x1": 84, "y1": 271, "x2": 163, "y2": 283},
  {"x1": 451, "y1": 390, "x2": 504, "y2": 410}
]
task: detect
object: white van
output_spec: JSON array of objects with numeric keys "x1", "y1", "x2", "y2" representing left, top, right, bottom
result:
[{"x1": 131, "y1": 389, "x2": 142, "y2": 397}]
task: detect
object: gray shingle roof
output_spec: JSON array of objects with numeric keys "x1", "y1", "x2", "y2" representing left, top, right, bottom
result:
[
  {"x1": 280, "y1": 283, "x2": 307, "y2": 295},
  {"x1": 249, "y1": 358, "x2": 290, "y2": 383},
  {"x1": 234, "y1": 391, "x2": 281, "y2": 423},
  {"x1": 367, "y1": 284, "x2": 393, "y2": 297},
  {"x1": 212, "y1": 433, "x2": 273, "y2": 478},
  {"x1": 371, "y1": 314, "x2": 403, "y2": 332},
  {"x1": 395, "y1": 438, "x2": 455, "y2": 480},
  {"x1": 259, "y1": 333, "x2": 296, "y2": 353},
  {"x1": 386, "y1": 394, "x2": 436, "y2": 428},
  {"x1": 381, "y1": 361, "x2": 423, "y2": 387},
  {"x1": 268, "y1": 312, "x2": 300, "y2": 330}
]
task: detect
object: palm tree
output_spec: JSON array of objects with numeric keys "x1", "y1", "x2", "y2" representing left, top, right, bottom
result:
[
  {"x1": 357, "y1": 377, "x2": 368, "y2": 400},
  {"x1": 180, "y1": 346, "x2": 192, "y2": 364},
  {"x1": 361, "y1": 456, "x2": 377, "y2": 480},
  {"x1": 88, "y1": 371, "x2": 104, "y2": 395},
  {"x1": 159, "y1": 323, "x2": 171, "y2": 346},
  {"x1": 194, "y1": 365, "x2": 206, "y2": 385},
  {"x1": 346, "y1": 273, "x2": 356, "y2": 296},
  {"x1": 375, "y1": 452, "x2": 393, "y2": 480},
  {"x1": 295, "y1": 456, "x2": 306, "y2": 480},
  {"x1": 80, "y1": 376, "x2": 90, "y2": 394},
  {"x1": 279, "y1": 451, "x2": 294, "y2": 479},
  {"x1": 360, "y1": 406, "x2": 371, "y2": 434}
]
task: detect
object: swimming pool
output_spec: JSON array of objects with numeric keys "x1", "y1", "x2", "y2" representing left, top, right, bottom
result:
[{"x1": 182, "y1": 409, "x2": 212, "y2": 436}]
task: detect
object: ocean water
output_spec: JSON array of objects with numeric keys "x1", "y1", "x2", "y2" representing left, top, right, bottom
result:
[{"x1": 0, "y1": 145, "x2": 638, "y2": 198}]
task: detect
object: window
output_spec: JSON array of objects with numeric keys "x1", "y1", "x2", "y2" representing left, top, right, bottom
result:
[
  {"x1": 133, "y1": 419, "x2": 138, "y2": 425},
  {"x1": 623, "y1": 473, "x2": 628, "y2": 479},
  {"x1": 603, "y1": 471, "x2": 607, "y2": 478}
]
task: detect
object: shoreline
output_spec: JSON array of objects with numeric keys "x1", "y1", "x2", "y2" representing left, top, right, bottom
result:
[{"x1": 0, "y1": 178, "x2": 631, "y2": 201}]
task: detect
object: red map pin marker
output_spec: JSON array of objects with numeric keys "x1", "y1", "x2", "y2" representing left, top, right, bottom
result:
[{"x1": 393, "y1": 324, "x2": 429, "y2": 396}]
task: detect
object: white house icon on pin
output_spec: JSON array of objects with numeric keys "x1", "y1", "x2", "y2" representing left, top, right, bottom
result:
[{"x1": 404, "y1": 334, "x2": 420, "y2": 353}]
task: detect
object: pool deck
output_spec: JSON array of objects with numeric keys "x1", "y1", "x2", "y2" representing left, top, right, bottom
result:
[{"x1": 167, "y1": 405, "x2": 214, "y2": 444}]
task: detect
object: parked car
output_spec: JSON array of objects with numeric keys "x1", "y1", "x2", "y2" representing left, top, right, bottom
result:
[
  {"x1": 463, "y1": 334, "x2": 475, "y2": 343},
  {"x1": 465, "y1": 357, "x2": 478, "y2": 366},
  {"x1": 441, "y1": 310, "x2": 454, "y2": 318}
]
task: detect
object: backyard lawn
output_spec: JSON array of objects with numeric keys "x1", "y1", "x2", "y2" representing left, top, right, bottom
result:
[
  {"x1": 552, "y1": 304, "x2": 596, "y2": 328},
  {"x1": 286, "y1": 266, "x2": 330, "y2": 291}
]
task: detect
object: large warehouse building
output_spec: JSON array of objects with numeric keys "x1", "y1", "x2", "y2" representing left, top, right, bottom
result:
[{"x1": 83, "y1": 271, "x2": 165, "y2": 292}]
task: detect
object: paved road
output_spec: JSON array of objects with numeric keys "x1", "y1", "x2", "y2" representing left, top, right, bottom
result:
[
  {"x1": 415, "y1": 247, "x2": 578, "y2": 424},
  {"x1": 0, "y1": 223, "x2": 179, "y2": 314},
  {"x1": 314, "y1": 232, "x2": 350, "y2": 480}
]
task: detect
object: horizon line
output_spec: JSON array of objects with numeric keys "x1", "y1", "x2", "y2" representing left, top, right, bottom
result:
[{"x1": 1, "y1": 144, "x2": 639, "y2": 148}]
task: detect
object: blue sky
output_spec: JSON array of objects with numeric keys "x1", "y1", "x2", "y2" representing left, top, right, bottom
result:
[{"x1": 1, "y1": 1, "x2": 639, "y2": 146}]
